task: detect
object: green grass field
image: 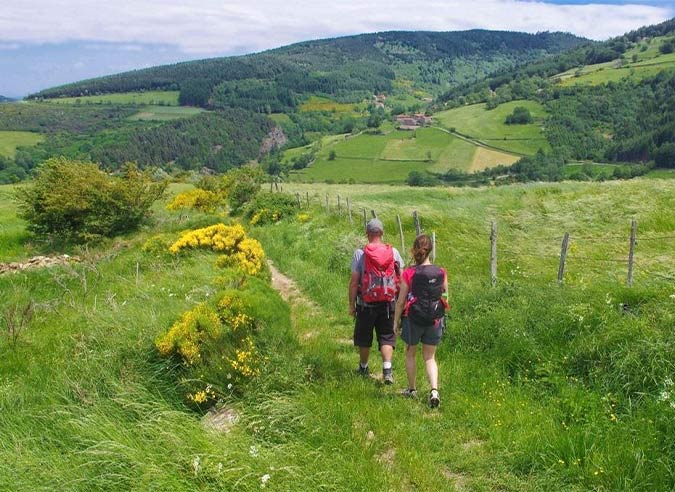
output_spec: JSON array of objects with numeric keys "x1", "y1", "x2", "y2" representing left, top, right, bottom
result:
[
  {"x1": 0, "y1": 131, "x2": 44, "y2": 157},
  {"x1": 434, "y1": 100, "x2": 550, "y2": 155},
  {"x1": 44, "y1": 90, "x2": 180, "y2": 106},
  {"x1": 287, "y1": 127, "x2": 519, "y2": 183},
  {"x1": 555, "y1": 35, "x2": 675, "y2": 87},
  {"x1": 1, "y1": 178, "x2": 675, "y2": 490},
  {"x1": 299, "y1": 95, "x2": 364, "y2": 113},
  {"x1": 127, "y1": 106, "x2": 205, "y2": 121}
]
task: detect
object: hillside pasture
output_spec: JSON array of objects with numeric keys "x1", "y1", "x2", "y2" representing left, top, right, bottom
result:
[
  {"x1": 127, "y1": 106, "x2": 204, "y2": 121},
  {"x1": 469, "y1": 146, "x2": 519, "y2": 172},
  {"x1": 555, "y1": 35, "x2": 675, "y2": 87},
  {"x1": 0, "y1": 131, "x2": 44, "y2": 157},
  {"x1": 299, "y1": 95, "x2": 364, "y2": 113},
  {"x1": 434, "y1": 100, "x2": 550, "y2": 155},
  {"x1": 289, "y1": 127, "x2": 503, "y2": 182},
  {"x1": 42, "y1": 90, "x2": 180, "y2": 106}
]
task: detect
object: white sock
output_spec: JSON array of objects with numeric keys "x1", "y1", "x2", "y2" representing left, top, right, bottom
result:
[
  {"x1": 383, "y1": 361, "x2": 392, "y2": 370},
  {"x1": 360, "y1": 362, "x2": 368, "y2": 369}
]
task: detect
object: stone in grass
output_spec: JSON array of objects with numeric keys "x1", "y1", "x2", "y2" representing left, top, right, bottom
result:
[{"x1": 203, "y1": 406, "x2": 239, "y2": 433}]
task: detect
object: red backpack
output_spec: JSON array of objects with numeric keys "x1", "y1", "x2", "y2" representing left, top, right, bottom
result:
[{"x1": 360, "y1": 243, "x2": 399, "y2": 303}]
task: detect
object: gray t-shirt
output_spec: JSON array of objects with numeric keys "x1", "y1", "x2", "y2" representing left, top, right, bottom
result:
[{"x1": 351, "y1": 245, "x2": 404, "y2": 274}]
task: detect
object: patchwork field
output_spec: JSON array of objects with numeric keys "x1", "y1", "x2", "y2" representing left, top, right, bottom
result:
[
  {"x1": 127, "y1": 106, "x2": 205, "y2": 121},
  {"x1": 0, "y1": 131, "x2": 44, "y2": 157},
  {"x1": 287, "y1": 126, "x2": 520, "y2": 183},
  {"x1": 434, "y1": 100, "x2": 550, "y2": 155},
  {"x1": 42, "y1": 90, "x2": 180, "y2": 106}
]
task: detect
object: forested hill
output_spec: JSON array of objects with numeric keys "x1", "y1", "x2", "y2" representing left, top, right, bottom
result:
[
  {"x1": 30, "y1": 30, "x2": 587, "y2": 107},
  {"x1": 433, "y1": 17, "x2": 675, "y2": 170},
  {"x1": 0, "y1": 96, "x2": 14, "y2": 102}
]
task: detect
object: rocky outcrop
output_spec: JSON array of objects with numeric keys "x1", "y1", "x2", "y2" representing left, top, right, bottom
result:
[
  {"x1": 0, "y1": 255, "x2": 80, "y2": 275},
  {"x1": 259, "y1": 126, "x2": 287, "y2": 155}
]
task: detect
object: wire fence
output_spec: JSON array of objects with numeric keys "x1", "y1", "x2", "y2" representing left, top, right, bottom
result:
[{"x1": 288, "y1": 189, "x2": 674, "y2": 286}]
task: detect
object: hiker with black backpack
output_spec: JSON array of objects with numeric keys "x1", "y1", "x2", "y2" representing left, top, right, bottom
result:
[
  {"x1": 393, "y1": 234, "x2": 449, "y2": 408},
  {"x1": 349, "y1": 218, "x2": 403, "y2": 384}
]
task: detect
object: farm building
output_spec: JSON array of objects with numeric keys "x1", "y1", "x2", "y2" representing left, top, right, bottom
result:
[{"x1": 395, "y1": 113, "x2": 432, "y2": 130}]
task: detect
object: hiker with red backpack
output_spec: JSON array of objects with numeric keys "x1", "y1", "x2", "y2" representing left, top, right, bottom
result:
[
  {"x1": 393, "y1": 234, "x2": 449, "y2": 408},
  {"x1": 349, "y1": 218, "x2": 403, "y2": 384}
]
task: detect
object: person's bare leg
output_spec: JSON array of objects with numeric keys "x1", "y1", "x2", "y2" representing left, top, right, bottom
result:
[
  {"x1": 422, "y1": 344, "x2": 438, "y2": 389},
  {"x1": 405, "y1": 344, "x2": 417, "y2": 389},
  {"x1": 359, "y1": 347, "x2": 370, "y2": 366},
  {"x1": 380, "y1": 344, "x2": 393, "y2": 364}
]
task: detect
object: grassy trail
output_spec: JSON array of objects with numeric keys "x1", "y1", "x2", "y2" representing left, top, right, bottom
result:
[{"x1": 252, "y1": 179, "x2": 675, "y2": 491}]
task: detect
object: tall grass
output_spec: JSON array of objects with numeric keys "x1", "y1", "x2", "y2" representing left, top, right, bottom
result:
[{"x1": 2, "y1": 179, "x2": 674, "y2": 490}]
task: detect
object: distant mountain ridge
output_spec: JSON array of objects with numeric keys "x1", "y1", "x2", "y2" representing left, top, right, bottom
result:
[
  {"x1": 31, "y1": 30, "x2": 588, "y2": 108},
  {"x1": 0, "y1": 95, "x2": 15, "y2": 102}
]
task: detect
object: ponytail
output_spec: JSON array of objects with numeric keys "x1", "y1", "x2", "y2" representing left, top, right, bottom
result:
[{"x1": 412, "y1": 234, "x2": 432, "y2": 265}]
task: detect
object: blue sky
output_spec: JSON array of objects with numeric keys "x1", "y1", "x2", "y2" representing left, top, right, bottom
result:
[{"x1": 1, "y1": 0, "x2": 673, "y2": 97}]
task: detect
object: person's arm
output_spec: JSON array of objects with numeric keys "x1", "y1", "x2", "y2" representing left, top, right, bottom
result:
[
  {"x1": 393, "y1": 279, "x2": 409, "y2": 334},
  {"x1": 349, "y1": 271, "x2": 360, "y2": 317}
]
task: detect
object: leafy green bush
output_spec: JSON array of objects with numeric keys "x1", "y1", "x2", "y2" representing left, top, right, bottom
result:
[
  {"x1": 221, "y1": 167, "x2": 265, "y2": 213},
  {"x1": 505, "y1": 106, "x2": 533, "y2": 124},
  {"x1": 17, "y1": 157, "x2": 166, "y2": 241},
  {"x1": 244, "y1": 192, "x2": 298, "y2": 225}
]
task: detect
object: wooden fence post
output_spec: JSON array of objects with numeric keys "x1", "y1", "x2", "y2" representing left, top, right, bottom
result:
[
  {"x1": 305, "y1": 192, "x2": 309, "y2": 208},
  {"x1": 396, "y1": 215, "x2": 405, "y2": 253},
  {"x1": 362, "y1": 208, "x2": 367, "y2": 231},
  {"x1": 558, "y1": 232, "x2": 570, "y2": 286},
  {"x1": 337, "y1": 195, "x2": 342, "y2": 216},
  {"x1": 347, "y1": 197, "x2": 353, "y2": 226},
  {"x1": 627, "y1": 218, "x2": 637, "y2": 287},
  {"x1": 295, "y1": 192, "x2": 301, "y2": 208},
  {"x1": 371, "y1": 209, "x2": 377, "y2": 218},
  {"x1": 413, "y1": 211, "x2": 421, "y2": 236},
  {"x1": 270, "y1": 182, "x2": 273, "y2": 192},
  {"x1": 490, "y1": 221, "x2": 497, "y2": 288},
  {"x1": 325, "y1": 194, "x2": 329, "y2": 214},
  {"x1": 431, "y1": 232, "x2": 436, "y2": 263}
]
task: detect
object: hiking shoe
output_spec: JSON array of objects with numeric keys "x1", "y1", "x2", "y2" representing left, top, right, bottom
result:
[
  {"x1": 357, "y1": 365, "x2": 369, "y2": 377},
  {"x1": 400, "y1": 388, "x2": 418, "y2": 398},
  {"x1": 429, "y1": 389, "x2": 440, "y2": 408},
  {"x1": 383, "y1": 367, "x2": 394, "y2": 385}
]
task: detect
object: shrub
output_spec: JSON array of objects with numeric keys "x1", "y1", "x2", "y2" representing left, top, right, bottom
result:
[
  {"x1": 505, "y1": 106, "x2": 533, "y2": 125},
  {"x1": 166, "y1": 188, "x2": 222, "y2": 212},
  {"x1": 17, "y1": 158, "x2": 166, "y2": 242},
  {"x1": 221, "y1": 167, "x2": 265, "y2": 213},
  {"x1": 156, "y1": 235, "x2": 293, "y2": 408},
  {"x1": 169, "y1": 223, "x2": 265, "y2": 276},
  {"x1": 244, "y1": 192, "x2": 298, "y2": 226}
]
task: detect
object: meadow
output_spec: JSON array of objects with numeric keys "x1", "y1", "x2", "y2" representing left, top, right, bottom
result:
[
  {"x1": 434, "y1": 100, "x2": 550, "y2": 155},
  {"x1": 288, "y1": 127, "x2": 518, "y2": 183},
  {"x1": 2, "y1": 177, "x2": 674, "y2": 490},
  {"x1": 42, "y1": 90, "x2": 180, "y2": 106},
  {"x1": 0, "y1": 131, "x2": 45, "y2": 157},
  {"x1": 555, "y1": 35, "x2": 675, "y2": 87},
  {"x1": 127, "y1": 106, "x2": 205, "y2": 121},
  {"x1": 299, "y1": 95, "x2": 364, "y2": 113}
]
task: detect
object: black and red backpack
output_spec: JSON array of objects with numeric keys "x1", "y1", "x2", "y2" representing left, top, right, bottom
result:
[
  {"x1": 408, "y1": 265, "x2": 447, "y2": 324},
  {"x1": 359, "y1": 243, "x2": 399, "y2": 304}
]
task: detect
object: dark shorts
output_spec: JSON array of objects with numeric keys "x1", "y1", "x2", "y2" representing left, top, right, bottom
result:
[
  {"x1": 354, "y1": 302, "x2": 396, "y2": 349},
  {"x1": 401, "y1": 317, "x2": 444, "y2": 346}
]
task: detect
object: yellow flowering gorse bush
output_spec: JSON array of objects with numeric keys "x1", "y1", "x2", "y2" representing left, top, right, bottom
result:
[
  {"x1": 169, "y1": 223, "x2": 265, "y2": 276},
  {"x1": 156, "y1": 303, "x2": 222, "y2": 366},
  {"x1": 229, "y1": 336, "x2": 261, "y2": 377},
  {"x1": 166, "y1": 189, "x2": 221, "y2": 212}
]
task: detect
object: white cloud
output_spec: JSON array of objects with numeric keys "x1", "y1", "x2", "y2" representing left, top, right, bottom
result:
[{"x1": 0, "y1": 1, "x2": 671, "y2": 56}]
